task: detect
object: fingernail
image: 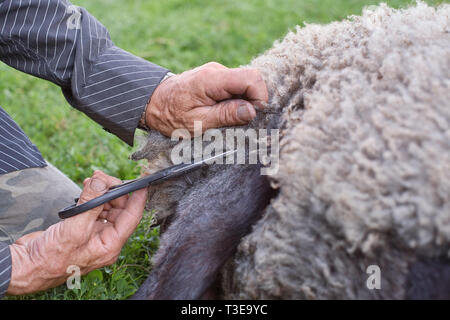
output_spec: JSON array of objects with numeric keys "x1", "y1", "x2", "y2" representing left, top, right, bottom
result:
[
  {"x1": 237, "y1": 104, "x2": 256, "y2": 121},
  {"x1": 90, "y1": 178, "x2": 107, "y2": 192}
]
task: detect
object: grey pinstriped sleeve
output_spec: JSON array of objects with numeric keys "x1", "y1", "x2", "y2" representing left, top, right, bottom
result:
[
  {"x1": 0, "y1": 0, "x2": 169, "y2": 145},
  {"x1": 0, "y1": 242, "x2": 11, "y2": 298}
]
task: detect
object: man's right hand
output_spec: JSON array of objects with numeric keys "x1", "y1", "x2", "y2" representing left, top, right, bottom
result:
[{"x1": 7, "y1": 170, "x2": 147, "y2": 295}]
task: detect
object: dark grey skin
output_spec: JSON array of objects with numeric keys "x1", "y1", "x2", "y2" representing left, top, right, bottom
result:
[
  {"x1": 132, "y1": 163, "x2": 276, "y2": 299},
  {"x1": 406, "y1": 257, "x2": 450, "y2": 300}
]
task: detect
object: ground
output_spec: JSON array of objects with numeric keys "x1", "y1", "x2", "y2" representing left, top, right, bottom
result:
[{"x1": 0, "y1": 0, "x2": 446, "y2": 300}]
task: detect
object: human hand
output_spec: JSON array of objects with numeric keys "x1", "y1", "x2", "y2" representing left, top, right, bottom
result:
[
  {"x1": 143, "y1": 62, "x2": 269, "y2": 136},
  {"x1": 7, "y1": 170, "x2": 147, "y2": 295}
]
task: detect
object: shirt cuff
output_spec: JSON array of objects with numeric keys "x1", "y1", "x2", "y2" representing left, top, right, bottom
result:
[
  {"x1": 0, "y1": 243, "x2": 12, "y2": 298},
  {"x1": 138, "y1": 72, "x2": 176, "y2": 131}
]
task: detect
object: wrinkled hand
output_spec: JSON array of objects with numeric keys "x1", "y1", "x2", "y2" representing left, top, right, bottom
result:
[
  {"x1": 7, "y1": 171, "x2": 147, "y2": 295},
  {"x1": 144, "y1": 62, "x2": 269, "y2": 136}
]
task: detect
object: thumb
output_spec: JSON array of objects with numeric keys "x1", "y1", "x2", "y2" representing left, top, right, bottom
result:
[
  {"x1": 197, "y1": 99, "x2": 257, "y2": 130},
  {"x1": 75, "y1": 176, "x2": 108, "y2": 223},
  {"x1": 78, "y1": 177, "x2": 108, "y2": 204}
]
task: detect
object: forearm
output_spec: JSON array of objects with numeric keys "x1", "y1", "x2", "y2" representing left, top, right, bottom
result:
[
  {"x1": 7, "y1": 243, "x2": 42, "y2": 295},
  {"x1": 6, "y1": 227, "x2": 74, "y2": 296},
  {"x1": 0, "y1": 0, "x2": 169, "y2": 145},
  {"x1": 7, "y1": 241, "x2": 67, "y2": 296},
  {"x1": 0, "y1": 242, "x2": 43, "y2": 297}
]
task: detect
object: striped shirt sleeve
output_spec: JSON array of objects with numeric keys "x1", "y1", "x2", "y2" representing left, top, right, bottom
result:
[
  {"x1": 0, "y1": 242, "x2": 12, "y2": 298},
  {"x1": 0, "y1": 0, "x2": 169, "y2": 146}
]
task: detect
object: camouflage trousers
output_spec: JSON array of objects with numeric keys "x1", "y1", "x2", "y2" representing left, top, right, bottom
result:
[{"x1": 0, "y1": 162, "x2": 81, "y2": 244}]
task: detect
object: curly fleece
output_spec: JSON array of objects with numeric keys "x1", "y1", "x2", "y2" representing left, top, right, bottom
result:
[{"x1": 222, "y1": 2, "x2": 450, "y2": 299}]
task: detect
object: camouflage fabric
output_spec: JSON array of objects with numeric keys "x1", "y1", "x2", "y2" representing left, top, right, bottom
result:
[{"x1": 0, "y1": 162, "x2": 81, "y2": 244}]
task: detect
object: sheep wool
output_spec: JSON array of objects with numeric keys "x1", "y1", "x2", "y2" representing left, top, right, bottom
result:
[
  {"x1": 134, "y1": 2, "x2": 450, "y2": 299},
  {"x1": 221, "y1": 1, "x2": 450, "y2": 299}
]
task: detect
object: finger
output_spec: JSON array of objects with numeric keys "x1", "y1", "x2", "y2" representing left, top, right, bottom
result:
[
  {"x1": 98, "y1": 208, "x2": 122, "y2": 224},
  {"x1": 94, "y1": 219, "x2": 112, "y2": 233},
  {"x1": 113, "y1": 188, "x2": 147, "y2": 243},
  {"x1": 109, "y1": 193, "x2": 128, "y2": 210},
  {"x1": 203, "y1": 67, "x2": 268, "y2": 104},
  {"x1": 98, "y1": 210, "x2": 109, "y2": 220},
  {"x1": 192, "y1": 99, "x2": 257, "y2": 130}
]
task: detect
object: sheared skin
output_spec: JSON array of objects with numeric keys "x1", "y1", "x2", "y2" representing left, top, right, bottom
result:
[{"x1": 132, "y1": 165, "x2": 275, "y2": 299}]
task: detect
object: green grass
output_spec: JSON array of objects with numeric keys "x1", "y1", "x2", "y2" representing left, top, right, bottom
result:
[{"x1": 1, "y1": 0, "x2": 447, "y2": 300}]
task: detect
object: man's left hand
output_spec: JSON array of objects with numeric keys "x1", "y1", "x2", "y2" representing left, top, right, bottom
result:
[{"x1": 143, "y1": 62, "x2": 269, "y2": 136}]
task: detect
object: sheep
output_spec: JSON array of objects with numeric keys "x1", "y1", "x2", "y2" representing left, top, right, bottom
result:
[{"x1": 132, "y1": 1, "x2": 450, "y2": 299}]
